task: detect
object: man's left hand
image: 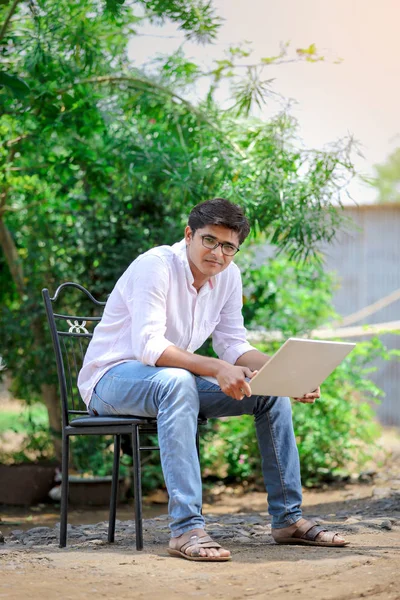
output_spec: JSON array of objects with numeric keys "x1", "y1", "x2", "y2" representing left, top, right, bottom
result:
[{"x1": 293, "y1": 387, "x2": 321, "y2": 404}]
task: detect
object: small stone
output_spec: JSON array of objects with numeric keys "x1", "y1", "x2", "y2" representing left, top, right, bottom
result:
[
  {"x1": 54, "y1": 523, "x2": 73, "y2": 531},
  {"x1": 336, "y1": 511, "x2": 351, "y2": 517},
  {"x1": 26, "y1": 527, "x2": 53, "y2": 535},
  {"x1": 344, "y1": 516, "x2": 362, "y2": 524},
  {"x1": 358, "y1": 470, "x2": 376, "y2": 483},
  {"x1": 236, "y1": 528, "x2": 252, "y2": 537},
  {"x1": 380, "y1": 520, "x2": 392, "y2": 530},
  {"x1": 252, "y1": 524, "x2": 271, "y2": 532},
  {"x1": 206, "y1": 530, "x2": 224, "y2": 539},
  {"x1": 244, "y1": 516, "x2": 264, "y2": 525},
  {"x1": 372, "y1": 487, "x2": 391, "y2": 499},
  {"x1": 251, "y1": 535, "x2": 271, "y2": 543},
  {"x1": 69, "y1": 532, "x2": 87, "y2": 539},
  {"x1": 10, "y1": 530, "x2": 24, "y2": 540},
  {"x1": 362, "y1": 519, "x2": 383, "y2": 530},
  {"x1": 223, "y1": 517, "x2": 246, "y2": 525},
  {"x1": 235, "y1": 536, "x2": 253, "y2": 544},
  {"x1": 89, "y1": 539, "x2": 107, "y2": 546}
]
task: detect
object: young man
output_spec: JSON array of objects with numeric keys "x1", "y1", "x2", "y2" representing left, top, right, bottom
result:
[{"x1": 78, "y1": 197, "x2": 348, "y2": 561}]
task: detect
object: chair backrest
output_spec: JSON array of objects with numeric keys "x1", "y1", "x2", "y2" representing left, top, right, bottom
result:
[{"x1": 42, "y1": 282, "x2": 106, "y2": 428}]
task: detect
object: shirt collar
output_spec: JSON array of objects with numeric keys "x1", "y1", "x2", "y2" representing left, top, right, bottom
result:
[{"x1": 172, "y1": 239, "x2": 216, "y2": 293}]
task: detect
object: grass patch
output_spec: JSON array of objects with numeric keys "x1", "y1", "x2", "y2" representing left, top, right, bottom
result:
[{"x1": 0, "y1": 404, "x2": 49, "y2": 433}]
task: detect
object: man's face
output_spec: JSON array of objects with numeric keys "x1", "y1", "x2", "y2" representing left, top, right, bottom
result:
[{"x1": 184, "y1": 224, "x2": 240, "y2": 281}]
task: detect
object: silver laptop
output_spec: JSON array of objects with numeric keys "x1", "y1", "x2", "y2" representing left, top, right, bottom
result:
[{"x1": 249, "y1": 338, "x2": 356, "y2": 398}]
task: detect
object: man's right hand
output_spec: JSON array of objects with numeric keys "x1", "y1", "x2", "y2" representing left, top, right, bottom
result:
[{"x1": 216, "y1": 364, "x2": 257, "y2": 400}]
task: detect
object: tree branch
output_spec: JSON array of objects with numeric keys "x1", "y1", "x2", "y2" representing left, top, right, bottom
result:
[
  {"x1": 6, "y1": 133, "x2": 30, "y2": 147},
  {"x1": 0, "y1": 0, "x2": 21, "y2": 43},
  {"x1": 57, "y1": 74, "x2": 207, "y2": 119},
  {"x1": 0, "y1": 198, "x2": 48, "y2": 215},
  {"x1": 57, "y1": 75, "x2": 247, "y2": 159},
  {"x1": 9, "y1": 164, "x2": 51, "y2": 171},
  {"x1": 0, "y1": 218, "x2": 25, "y2": 298}
]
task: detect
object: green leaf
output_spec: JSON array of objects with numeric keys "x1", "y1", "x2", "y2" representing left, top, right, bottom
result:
[
  {"x1": 104, "y1": 0, "x2": 125, "y2": 14},
  {"x1": 0, "y1": 71, "x2": 30, "y2": 98}
]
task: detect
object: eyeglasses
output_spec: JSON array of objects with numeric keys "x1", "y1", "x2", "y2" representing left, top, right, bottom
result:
[{"x1": 200, "y1": 235, "x2": 240, "y2": 256}]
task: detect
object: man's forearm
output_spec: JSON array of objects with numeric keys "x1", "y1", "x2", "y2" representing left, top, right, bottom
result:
[
  {"x1": 156, "y1": 345, "x2": 226, "y2": 377},
  {"x1": 235, "y1": 349, "x2": 270, "y2": 371}
]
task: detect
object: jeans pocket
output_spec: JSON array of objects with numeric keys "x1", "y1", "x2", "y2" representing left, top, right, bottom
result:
[{"x1": 89, "y1": 390, "x2": 119, "y2": 416}]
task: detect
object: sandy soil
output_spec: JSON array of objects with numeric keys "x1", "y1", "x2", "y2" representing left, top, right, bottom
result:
[
  {"x1": 0, "y1": 499, "x2": 399, "y2": 600},
  {"x1": 1, "y1": 431, "x2": 400, "y2": 599},
  {"x1": 1, "y1": 531, "x2": 399, "y2": 600}
]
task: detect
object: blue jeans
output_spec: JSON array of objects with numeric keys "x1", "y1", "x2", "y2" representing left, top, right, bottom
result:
[{"x1": 88, "y1": 361, "x2": 303, "y2": 537}]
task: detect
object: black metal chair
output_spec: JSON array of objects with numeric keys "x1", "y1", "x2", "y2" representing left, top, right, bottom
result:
[{"x1": 42, "y1": 282, "x2": 203, "y2": 550}]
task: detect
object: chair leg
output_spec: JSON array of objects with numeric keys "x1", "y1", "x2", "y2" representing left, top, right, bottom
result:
[
  {"x1": 196, "y1": 427, "x2": 200, "y2": 461},
  {"x1": 132, "y1": 425, "x2": 143, "y2": 551},
  {"x1": 60, "y1": 434, "x2": 70, "y2": 548},
  {"x1": 108, "y1": 434, "x2": 121, "y2": 543},
  {"x1": 196, "y1": 426, "x2": 203, "y2": 516}
]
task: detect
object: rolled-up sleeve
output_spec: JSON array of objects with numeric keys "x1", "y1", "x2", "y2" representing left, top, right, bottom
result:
[
  {"x1": 124, "y1": 254, "x2": 175, "y2": 366},
  {"x1": 212, "y1": 269, "x2": 257, "y2": 364}
]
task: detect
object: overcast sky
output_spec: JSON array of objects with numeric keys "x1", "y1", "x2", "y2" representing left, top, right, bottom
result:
[{"x1": 129, "y1": 0, "x2": 400, "y2": 204}]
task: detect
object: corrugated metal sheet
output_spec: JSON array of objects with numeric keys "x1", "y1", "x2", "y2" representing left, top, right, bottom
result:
[{"x1": 322, "y1": 204, "x2": 400, "y2": 425}]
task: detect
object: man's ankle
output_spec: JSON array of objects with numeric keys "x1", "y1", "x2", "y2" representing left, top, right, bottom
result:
[{"x1": 173, "y1": 527, "x2": 205, "y2": 539}]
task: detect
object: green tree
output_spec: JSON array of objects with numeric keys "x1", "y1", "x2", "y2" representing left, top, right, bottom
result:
[
  {"x1": 371, "y1": 147, "x2": 400, "y2": 203},
  {"x1": 0, "y1": 0, "x2": 355, "y2": 458}
]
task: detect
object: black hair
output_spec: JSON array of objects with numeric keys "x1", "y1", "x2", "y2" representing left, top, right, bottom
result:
[{"x1": 188, "y1": 198, "x2": 250, "y2": 245}]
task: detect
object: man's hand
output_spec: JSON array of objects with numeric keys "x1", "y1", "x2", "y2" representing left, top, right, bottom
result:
[
  {"x1": 216, "y1": 364, "x2": 258, "y2": 400},
  {"x1": 293, "y1": 387, "x2": 321, "y2": 404}
]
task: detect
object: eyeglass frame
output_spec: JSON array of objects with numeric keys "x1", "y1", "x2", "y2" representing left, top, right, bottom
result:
[{"x1": 199, "y1": 234, "x2": 240, "y2": 256}]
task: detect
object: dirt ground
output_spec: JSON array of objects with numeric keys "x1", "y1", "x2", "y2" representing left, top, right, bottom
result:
[{"x1": 1, "y1": 431, "x2": 400, "y2": 599}]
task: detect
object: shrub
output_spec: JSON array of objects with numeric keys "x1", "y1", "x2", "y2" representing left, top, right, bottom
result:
[
  {"x1": 0, "y1": 404, "x2": 53, "y2": 464},
  {"x1": 200, "y1": 338, "x2": 391, "y2": 487},
  {"x1": 198, "y1": 251, "x2": 398, "y2": 487}
]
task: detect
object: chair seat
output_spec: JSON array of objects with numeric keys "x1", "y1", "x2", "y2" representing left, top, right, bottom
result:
[
  {"x1": 69, "y1": 415, "x2": 207, "y2": 427},
  {"x1": 69, "y1": 415, "x2": 158, "y2": 427}
]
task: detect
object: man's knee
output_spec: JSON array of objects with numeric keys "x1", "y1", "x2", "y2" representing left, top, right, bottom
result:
[
  {"x1": 163, "y1": 367, "x2": 196, "y2": 388},
  {"x1": 157, "y1": 368, "x2": 199, "y2": 408},
  {"x1": 254, "y1": 395, "x2": 291, "y2": 417}
]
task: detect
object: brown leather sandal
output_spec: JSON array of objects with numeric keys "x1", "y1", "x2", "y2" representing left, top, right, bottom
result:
[
  {"x1": 168, "y1": 534, "x2": 232, "y2": 561},
  {"x1": 272, "y1": 518, "x2": 350, "y2": 547}
]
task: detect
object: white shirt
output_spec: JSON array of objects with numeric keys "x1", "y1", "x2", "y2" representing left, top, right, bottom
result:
[{"x1": 78, "y1": 239, "x2": 256, "y2": 406}]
